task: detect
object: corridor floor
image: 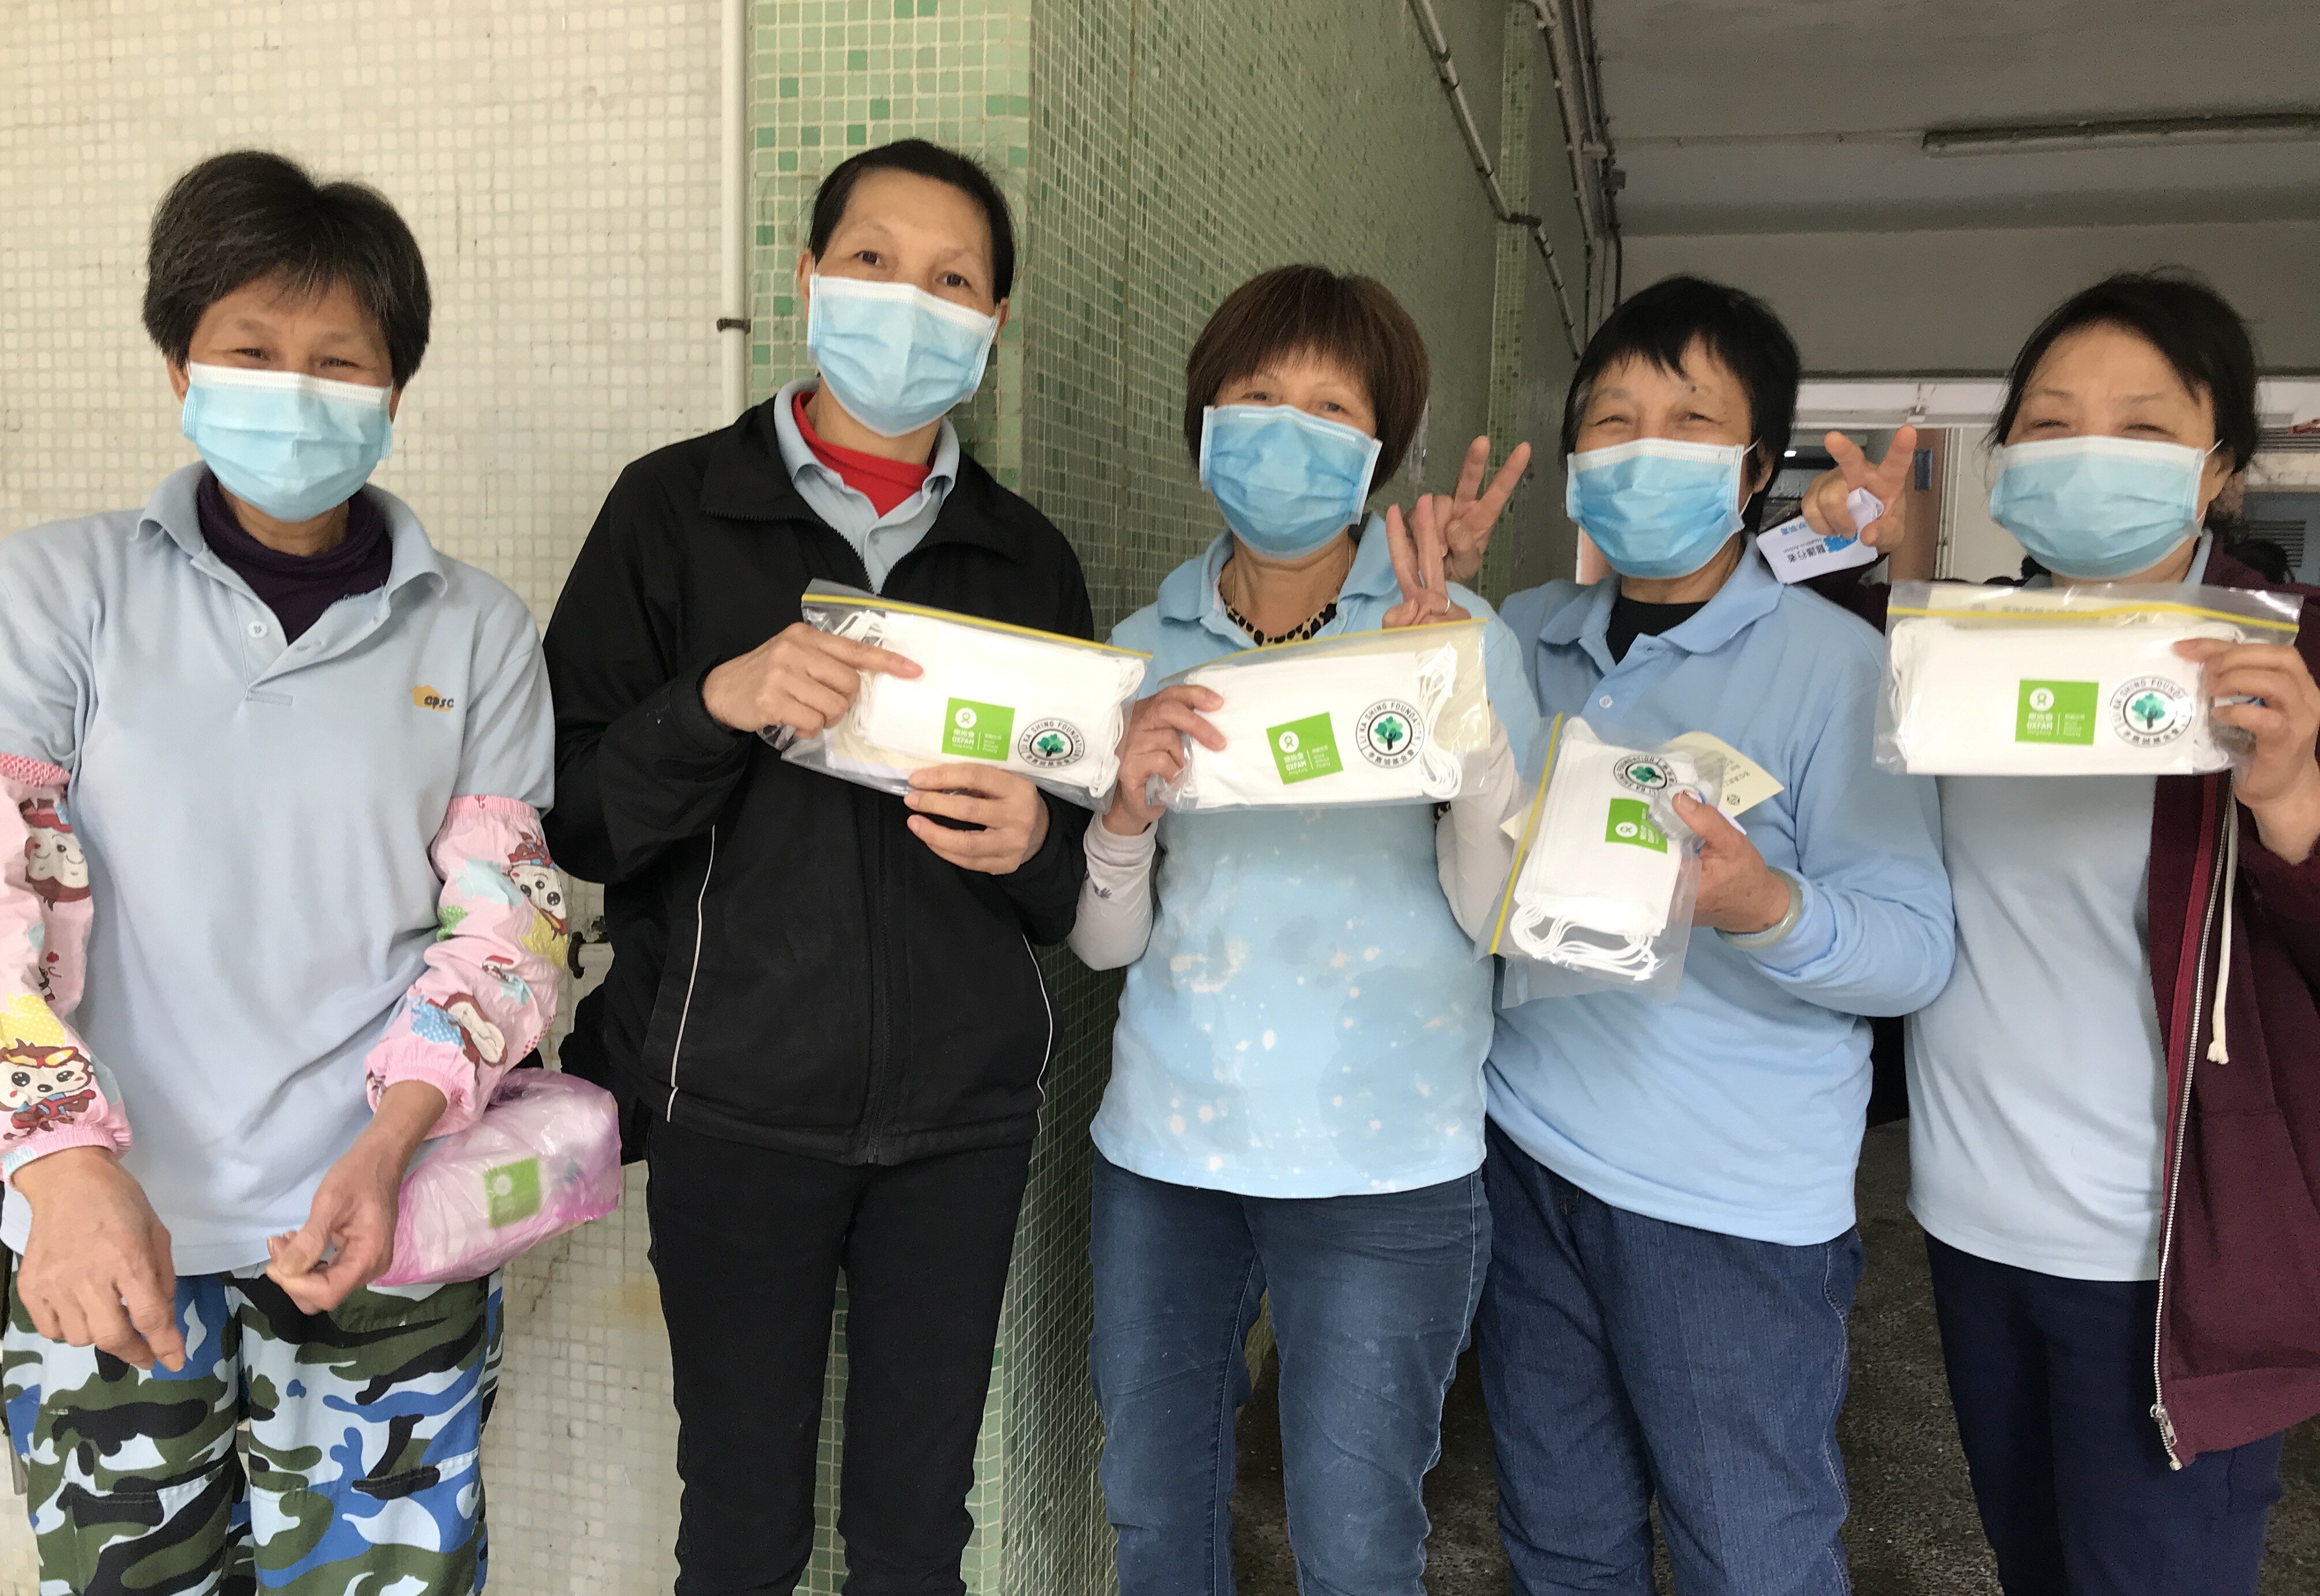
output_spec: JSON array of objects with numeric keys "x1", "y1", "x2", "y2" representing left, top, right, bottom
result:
[{"x1": 1230, "y1": 1122, "x2": 2320, "y2": 1594}]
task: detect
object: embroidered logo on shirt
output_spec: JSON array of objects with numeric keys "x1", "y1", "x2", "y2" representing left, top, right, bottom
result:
[{"x1": 412, "y1": 685, "x2": 457, "y2": 712}]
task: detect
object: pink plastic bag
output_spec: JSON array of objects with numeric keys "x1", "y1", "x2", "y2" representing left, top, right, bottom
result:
[{"x1": 376, "y1": 1070, "x2": 624, "y2": 1286}]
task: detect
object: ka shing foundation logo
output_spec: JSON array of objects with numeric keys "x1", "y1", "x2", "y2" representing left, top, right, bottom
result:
[{"x1": 412, "y1": 685, "x2": 457, "y2": 712}]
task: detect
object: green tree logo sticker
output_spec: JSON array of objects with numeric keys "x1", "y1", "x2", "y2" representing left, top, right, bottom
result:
[
  {"x1": 2108, "y1": 676, "x2": 2193, "y2": 750},
  {"x1": 1355, "y1": 699, "x2": 1423, "y2": 769},
  {"x1": 1015, "y1": 717, "x2": 1087, "y2": 769}
]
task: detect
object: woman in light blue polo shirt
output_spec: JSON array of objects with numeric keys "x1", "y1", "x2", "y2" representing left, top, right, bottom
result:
[
  {"x1": 0, "y1": 151, "x2": 558, "y2": 1594},
  {"x1": 1478, "y1": 277, "x2": 1953, "y2": 1596},
  {"x1": 1068, "y1": 264, "x2": 1535, "y2": 1596}
]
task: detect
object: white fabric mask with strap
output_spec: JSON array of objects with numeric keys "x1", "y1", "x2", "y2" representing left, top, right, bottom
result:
[
  {"x1": 1172, "y1": 642, "x2": 1465, "y2": 810},
  {"x1": 833, "y1": 608, "x2": 1148, "y2": 801},
  {"x1": 1508, "y1": 723, "x2": 1701, "y2": 981}
]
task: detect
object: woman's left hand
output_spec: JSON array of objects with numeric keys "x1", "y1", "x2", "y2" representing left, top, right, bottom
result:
[
  {"x1": 1382, "y1": 496, "x2": 1472, "y2": 631},
  {"x1": 2179, "y1": 637, "x2": 2320, "y2": 864},
  {"x1": 266, "y1": 1080, "x2": 446, "y2": 1313},
  {"x1": 906, "y1": 764, "x2": 1053, "y2": 873}
]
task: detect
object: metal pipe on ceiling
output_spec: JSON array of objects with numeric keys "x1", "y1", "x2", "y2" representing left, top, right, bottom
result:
[
  {"x1": 1525, "y1": 0, "x2": 1621, "y2": 318},
  {"x1": 1924, "y1": 111, "x2": 2320, "y2": 156},
  {"x1": 1404, "y1": 0, "x2": 1584, "y2": 358}
]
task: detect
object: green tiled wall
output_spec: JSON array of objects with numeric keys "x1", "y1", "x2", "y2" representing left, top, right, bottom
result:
[{"x1": 749, "y1": 4, "x2": 1588, "y2": 1591}]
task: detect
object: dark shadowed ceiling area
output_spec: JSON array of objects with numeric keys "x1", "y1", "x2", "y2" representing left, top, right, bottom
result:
[{"x1": 1592, "y1": 0, "x2": 2320, "y2": 234}]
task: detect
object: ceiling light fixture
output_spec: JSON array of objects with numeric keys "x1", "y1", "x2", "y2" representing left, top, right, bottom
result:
[{"x1": 1923, "y1": 111, "x2": 2320, "y2": 156}]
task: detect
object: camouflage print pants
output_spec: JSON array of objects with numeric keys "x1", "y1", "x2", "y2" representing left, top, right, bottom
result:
[{"x1": 2, "y1": 1262, "x2": 502, "y2": 1595}]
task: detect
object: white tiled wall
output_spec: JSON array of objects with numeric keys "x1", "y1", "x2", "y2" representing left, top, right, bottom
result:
[{"x1": 1, "y1": 3, "x2": 723, "y2": 1591}]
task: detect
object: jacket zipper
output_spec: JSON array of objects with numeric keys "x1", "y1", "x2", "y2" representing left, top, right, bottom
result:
[
  {"x1": 665, "y1": 825, "x2": 719, "y2": 1118},
  {"x1": 834, "y1": 535, "x2": 897, "y2": 1162},
  {"x1": 2150, "y1": 782, "x2": 2229, "y2": 1468}
]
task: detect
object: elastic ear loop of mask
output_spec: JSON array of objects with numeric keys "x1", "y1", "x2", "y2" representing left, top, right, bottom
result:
[
  {"x1": 1509, "y1": 905, "x2": 1666, "y2": 982},
  {"x1": 1411, "y1": 643, "x2": 1465, "y2": 799}
]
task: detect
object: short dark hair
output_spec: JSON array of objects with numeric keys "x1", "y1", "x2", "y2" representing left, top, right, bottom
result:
[
  {"x1": 143, "y1": 150, "x2": 432, "y2": 386},
  {"x1": 1561, "y1": 276, "x2": 1801, "y2": 533},
  {"x1": 1991, "y1": 270, "x2": 2261, "y2": 475},
  {"x1": 808, "y1": 139, "x2": 1016, "y2": 300},
  {"x1": 1181, "y1": 265, "x2": 1432, "y2": 484}
]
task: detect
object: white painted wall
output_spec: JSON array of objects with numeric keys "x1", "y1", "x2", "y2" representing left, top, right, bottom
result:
[{"x1": 1, "y1": 4, "x2": 724, "y2": 1591}]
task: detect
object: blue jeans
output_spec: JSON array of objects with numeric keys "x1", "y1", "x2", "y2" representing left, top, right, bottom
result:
[
  {"x1": 1477, "y1": 1121, "x2": 1863, "y2": 1596},
  {"x1": 1089, "y1": 1151, "x2": 1490, "y2": 1596},
  {"x1": 1925, "y1": 1235, "x2": 2283, "y2": 1596}
]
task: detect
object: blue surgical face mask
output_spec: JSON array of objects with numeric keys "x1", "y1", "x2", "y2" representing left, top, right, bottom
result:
[
  {"x1": 180, "y1": 363, "x2": 394, "y2": 524},
  {"x1": 1198, "y1": 404, "x2": 1383, "y2": 559},
  {"x1": 1988, "y1": 435, "x2": 2209, "y2": 580},
  {"x1": 1565, "y1": 438, "x2": 1749, "y2": 579},
  {"x1": 806, "y1": 273, "x2": 999, "y2": 438}
]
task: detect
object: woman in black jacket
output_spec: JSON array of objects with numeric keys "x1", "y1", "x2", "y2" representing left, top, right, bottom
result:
[{"x1": 542, "y1": 140, "x2": 1090, "y2": 1596}]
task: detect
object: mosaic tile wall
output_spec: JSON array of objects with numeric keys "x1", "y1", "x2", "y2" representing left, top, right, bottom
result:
[{"x1": 752, "y1": 3, "x2": 1593, "y2": 1593}]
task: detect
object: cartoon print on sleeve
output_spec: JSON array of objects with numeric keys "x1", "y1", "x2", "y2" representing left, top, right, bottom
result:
[
  {"x1": 0, "y1": 1044, "x2": 99, "y2": 1135},
  {"x1": 0, "y1": 764, "x2": 125, "y2": 1180},
  {"x1": 21, "y1": 800, "x2": 89, "y2": 906},
  {"x1": 506, "y1": 838, "x2": 566, "y2": 935},
  {"x1": 362, "y1": 796, "x2": 562, "y2": 1137}
]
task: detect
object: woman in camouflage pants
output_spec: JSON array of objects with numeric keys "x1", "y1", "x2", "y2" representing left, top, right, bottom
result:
[{"x1": 0, "y1": 150, "x2": 559, "y2": 1594}]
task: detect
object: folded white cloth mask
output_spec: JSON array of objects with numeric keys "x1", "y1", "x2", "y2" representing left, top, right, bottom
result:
[
  {"x1": 1507, "y1": 725, "x2": 1702, "y2": 983},
  {"x1": 1173, "y1": 642, "x2": 1466, "y2": 809},
  {"x1": 1885, "y1": 618, "x2": 2238, "y2": 776},
  {"x1": 827, "y1": 607, "x2": 1147, "y2": 801}
]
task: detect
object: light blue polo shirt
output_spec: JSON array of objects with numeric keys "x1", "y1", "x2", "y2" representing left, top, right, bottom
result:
[
  {"x1": 1489, "y1": 549, "x2": 1954, "y2": 1245},
  {"x1": 1090, "y1": 521, "x2": 1541, "y2": 1198},
  {"x1": 0, "y1": 465, "x2": 552, "y2": 1273},
  {"x1": 771, "y1": 377, "x2": 960, "y2": 591}
]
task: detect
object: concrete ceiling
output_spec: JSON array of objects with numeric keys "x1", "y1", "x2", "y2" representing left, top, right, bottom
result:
[{"x1": 1592, "y1": 0, "x2": 2320, "y2": 234}]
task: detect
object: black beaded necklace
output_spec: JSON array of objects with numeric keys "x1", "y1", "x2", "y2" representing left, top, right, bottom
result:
[{"x1": 1222, "y1": 594, "x2": 1338, "y2": 646}]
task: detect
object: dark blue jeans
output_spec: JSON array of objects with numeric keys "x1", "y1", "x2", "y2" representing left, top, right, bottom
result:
[
  {"x1": 1924, "y1": 1234, "x2": 2284, "y2": 1596},
  {"x1": 1478, "y1": 1121, "x2": 1863, "y2": 1596},
  {"x1": 1089, "y1": 1151, "x2": 1490, "y2": 1596}
]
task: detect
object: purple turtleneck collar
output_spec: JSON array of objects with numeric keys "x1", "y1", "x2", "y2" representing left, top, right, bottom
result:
[{"x1": 195, "y1": 472, "x2": 394, "y2": 643}]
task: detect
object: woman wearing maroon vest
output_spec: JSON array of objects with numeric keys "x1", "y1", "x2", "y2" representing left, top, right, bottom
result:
[{"x1": 1800, "y1": 271, "x2": 2320, "y2": 1596}]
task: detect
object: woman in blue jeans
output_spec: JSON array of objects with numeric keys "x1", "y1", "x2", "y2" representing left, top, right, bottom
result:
[{"x1": 1069, "y1": 264, "x2": 1535, "y2": 1596}]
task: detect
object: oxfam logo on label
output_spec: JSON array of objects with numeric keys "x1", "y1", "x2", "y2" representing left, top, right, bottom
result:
[
  {"x1": 955, "y1": 706, "x2": 979, "y2": 730},
  {"x1": 1354, "y1": 699, "x2": 1423, "y2": 768},
  {"x1": 2111, "y1": 676, "x2": 2194, "y2": 747},
  {"x1": 2028, "y1": 687, "x2": 2057, "y2": 713},
  {"x1": 1016, "y1": 717, "x2": 1086, "y2": 769},
  {"x1": 1614, "y1": 756, "x2": 1675, "y2": 796},
  {"x1": 1278, "y1": 729, "x2": 1301, "y2": 753}
]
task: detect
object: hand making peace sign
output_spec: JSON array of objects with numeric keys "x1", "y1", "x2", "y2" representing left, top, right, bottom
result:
[
  {"x1": 1799, "y1": 424, "x2": 1918, "y2": 551},
  {"x1": 1382, "y1": 494, "x2": 1472, "y2": 631},
  {"x1": 1422, "y1": 434, "x2": 1533, "y2": 586}
]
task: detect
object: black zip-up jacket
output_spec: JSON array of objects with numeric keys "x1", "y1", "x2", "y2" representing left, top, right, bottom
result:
[{"x1": 543, "y1": 400, "x2": 1093, "y2": 1165}]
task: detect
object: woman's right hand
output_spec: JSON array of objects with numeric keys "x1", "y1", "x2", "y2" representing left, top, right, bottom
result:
[
  {"x1": 12, "y1": 1146, "x2": 184, "y2": 1371},
  {"x1": 1799, "y1": 424, "x2": 1918, "y2": 551},
  {"x1": 1104, "y1": 685, "x2": 1225, "y2": 835},
  {"x1": 702, "y1": 622, "x2": 922, "y2": 735}
]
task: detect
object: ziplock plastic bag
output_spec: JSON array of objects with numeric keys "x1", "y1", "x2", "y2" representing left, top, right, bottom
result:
[
  {"x1": 1486, "y1": 716, "x2": 1724, "y2": 999},
  {"x1": 1878, "y1": 581, "x2": 2300, "y2": 777},
  {"x1": 375, "y1": 1070, "x2": 623, "y2": 1286},
  {"x1": 1159, "y1": 620, "x2": 1492, "y2": 812},
  {"x1": 781, "y1": 583, "x2": 1150, "y2": 808}
]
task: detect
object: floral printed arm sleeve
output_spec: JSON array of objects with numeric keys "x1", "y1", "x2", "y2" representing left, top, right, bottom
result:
[
  {"x1": 0, "y1": 758, "x2": 131, "y2": 1180},
  {"x1": 360, "y1": 795, "x2": 567, "y2": 1137}
]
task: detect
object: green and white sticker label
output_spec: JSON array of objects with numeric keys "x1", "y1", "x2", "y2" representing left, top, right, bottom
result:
[
  {"x1": 1605, "y1": 797, "x2": 1668, "y2": 853},
  {"x1": 1267, "y1": 712, "x2": 1343, "y2": 784},
  {"x1": 943, "y1": 697, "x2": 1016, "y2": 760},
  {"x1": 485, "y1": 1157, "x2": 542, "y2": 1229},
  {"x1": 2016, "y1": 680, "x2": 2097, "y2": 746}
]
